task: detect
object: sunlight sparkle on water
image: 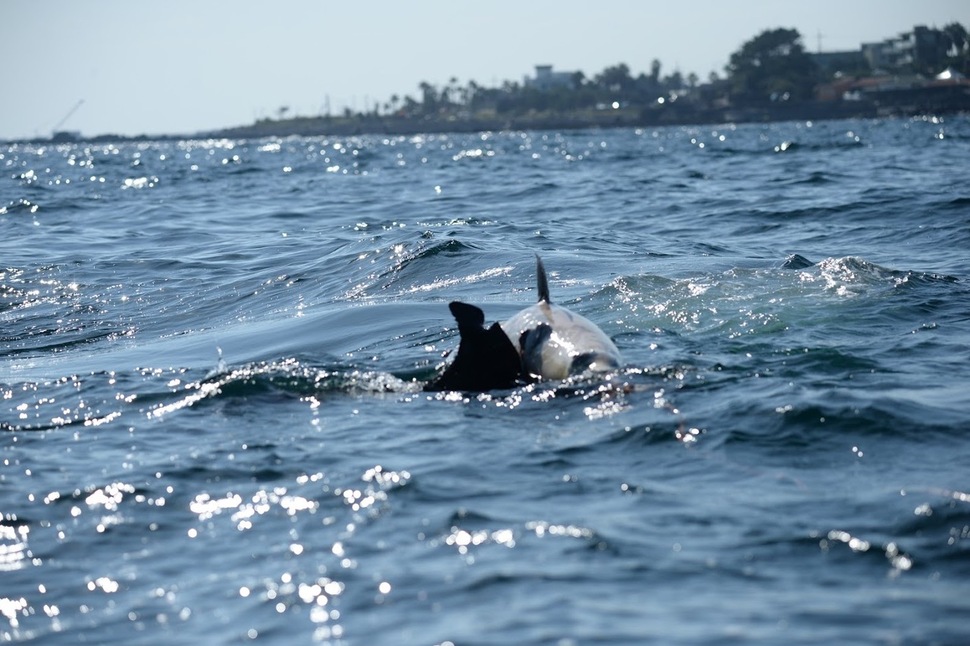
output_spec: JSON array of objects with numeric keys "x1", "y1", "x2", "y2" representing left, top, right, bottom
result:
[
  {"x1": 86, "y1": 576, "x2": 120, "y2": 593},
  {"x1": 0, "y1": 524, "x2": 29, "y2": 572},
  {"x1": 443, "y1": 526, "x2": 517, "y2": 555}
]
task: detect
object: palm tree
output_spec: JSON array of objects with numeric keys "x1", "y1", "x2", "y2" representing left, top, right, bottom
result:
[
  {"x1": 465, "y1": 80, "x2": 480, "y2": 109},
  {"x1": 446, "y1": 76, "x2": 460, "y2": 108},
  {"x1": 943, "y1": 22, "x2": 969, "y2": 73},
  {"x1": 418, "y1": 81, "x2": 438, "y2": 114}
]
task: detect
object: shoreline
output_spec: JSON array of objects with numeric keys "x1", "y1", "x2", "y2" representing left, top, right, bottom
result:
[{"x1": 5, "y1": 98, "x2": 968, "y2": 145}]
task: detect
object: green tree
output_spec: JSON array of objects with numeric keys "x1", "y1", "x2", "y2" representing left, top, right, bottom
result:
[
  {"x1": 663, "y1": 70, "x2": 684, "y2": 90},
  {"x1": 726, "y1": 28, "x2": 818, "y2": 103},
  {"x1": 403, "y1": 95, "x2": 420, "y2": 116},
  {"x1": 595, "y1": 63, "x2": 633, "y2": 92}
]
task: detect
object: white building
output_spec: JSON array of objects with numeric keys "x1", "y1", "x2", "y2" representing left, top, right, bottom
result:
[{"x1": 526, "y1": 65, "x2": 578, "y2": 91}]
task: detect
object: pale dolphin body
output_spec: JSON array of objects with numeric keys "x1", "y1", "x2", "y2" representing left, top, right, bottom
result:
[
  {"x1": 425, "y1": 256, "x2": 621, "y2": 391},
  {"x1": 501, "y1": 254, "x2": 620, "y2": 380}
]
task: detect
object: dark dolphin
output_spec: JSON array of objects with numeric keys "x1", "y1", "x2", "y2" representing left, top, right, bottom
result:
[{"x1": 425, "y1": 256, "x2": 622, "y2": 392}]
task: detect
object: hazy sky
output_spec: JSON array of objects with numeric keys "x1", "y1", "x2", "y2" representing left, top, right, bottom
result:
[{"x1": 3, "y1": 0, "x2": 968, "y2": 140}]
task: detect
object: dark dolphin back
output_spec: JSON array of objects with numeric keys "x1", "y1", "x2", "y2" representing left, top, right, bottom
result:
[{"x1": 423, "y1": 302, "x2": 523, "y2": 392}]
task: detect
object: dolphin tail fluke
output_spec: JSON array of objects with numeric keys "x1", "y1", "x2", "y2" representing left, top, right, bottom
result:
[
  {"x1": 535, "y1": 254, "x2": 551, "y2": 303},
  {"x1": 424, "y1": 301, "x2": 522, "y2": 392},
  {"x1": 450, "y1": 301, "x2": 485, "y2": 330}
]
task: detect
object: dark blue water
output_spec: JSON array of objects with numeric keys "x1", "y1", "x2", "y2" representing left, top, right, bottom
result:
[{"x1": 2, "y1": 117, "x2": 970, "y2": 645}]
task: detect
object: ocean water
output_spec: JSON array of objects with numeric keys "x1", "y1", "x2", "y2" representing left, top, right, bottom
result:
[{"x1": 2, "y1": 117, "x2": 970, "y2": 645}]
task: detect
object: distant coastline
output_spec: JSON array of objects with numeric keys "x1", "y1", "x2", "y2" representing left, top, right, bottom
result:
[
  {"x1": 205, "y1": 91, "x2": 967, "y2": 141},
  {"x1": 7, "y1": 95, "x2": 967, "y2": 146}
]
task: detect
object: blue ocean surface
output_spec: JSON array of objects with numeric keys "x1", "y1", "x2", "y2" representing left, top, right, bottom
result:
[{"x1": 2, "y1": 117, "x2": 970, "y2": 645}]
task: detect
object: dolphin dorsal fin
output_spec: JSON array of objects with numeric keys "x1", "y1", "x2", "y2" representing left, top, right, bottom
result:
[{"x1": 535, "y1": 255, "x2": 551, "y2": 303}]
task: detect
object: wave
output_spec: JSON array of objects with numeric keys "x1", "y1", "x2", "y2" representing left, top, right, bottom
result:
[
  {"x1": 937, "y1": 195, "x2": 970, "y2": 211},
  {"x1": 1, "y1": 354, "x2": 682, "y2": 434},
  {"x1": 145, "y1": 359, "x2": 420, "y2": 421},
  {"x1": 0, "y1": 358, "x2": 419, "y2": 433},
  {"x1": 774, "y1": 170, "x2": 839, "y2": 186},
  {"x1": 695, "y1": 136, "x2": 868, "y2": 158},
  {"x1": 339, "y1": 237, "x2": 496, "y2": 301},
  {"x1": 603, "y1": 254, "x2": 963, "y2": 338},
  {"x1": 0, "y1": 198, "x2": 43, "y2": 216}
]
